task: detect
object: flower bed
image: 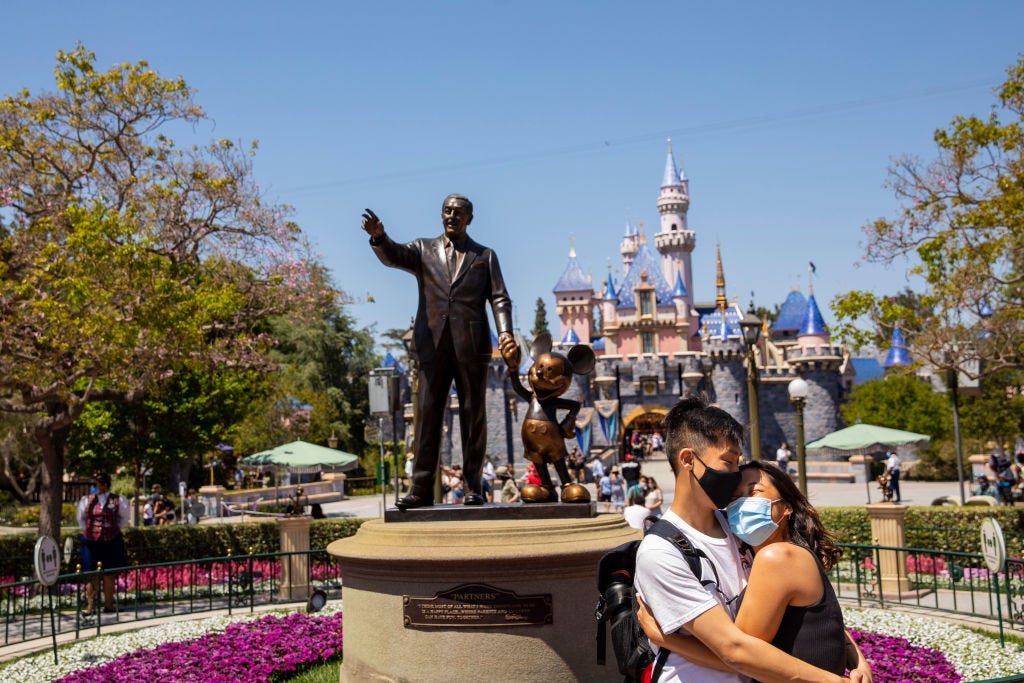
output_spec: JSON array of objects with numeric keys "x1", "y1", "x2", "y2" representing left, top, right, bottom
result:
[
  {"x1": 0, "y1": 607, "x2": 341, "y2": 683},
  {"x1": 844, "y1": 607, "x2": 1024, "y2": 681}
]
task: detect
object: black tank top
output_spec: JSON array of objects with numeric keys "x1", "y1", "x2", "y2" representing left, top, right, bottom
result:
[{"x1": 736, "y1": 545, "x2": 847, "y2": 677}]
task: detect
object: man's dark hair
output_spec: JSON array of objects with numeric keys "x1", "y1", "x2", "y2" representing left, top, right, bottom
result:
[
  {"x1": 444, "y1": 193, "x2": 473, "y2": 216},
  {"x1": 662, "y1": 395, "x2": 744, "y2": 475},
  {"x1": 94, "y1": 472, "x2": 112, "y2": 486}
]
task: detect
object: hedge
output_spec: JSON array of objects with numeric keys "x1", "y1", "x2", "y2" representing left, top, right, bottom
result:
[
  {"x1": 2, "y1": 507, "x2": 1021, "y2": 580},
  {"x1": 820, "y1": 506, "x2": 1024, "y2": 556},
  {"x1": 0, "y1": 517, "x2": 368, "y2": 580}
]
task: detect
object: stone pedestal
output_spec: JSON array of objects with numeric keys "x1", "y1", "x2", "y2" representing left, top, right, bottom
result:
[
  {"x1": 278, "y1": 516, "x2": 312, "y2": 601},
  {"x1": 865, "y1": 503, "x2": 911, "y2": 594},
  {"x1": 199, "y1": 485, "x2": 225, "y2": 518},
  {"x1": 328, "y1": 515, "x2": 639, "y2": 683}
]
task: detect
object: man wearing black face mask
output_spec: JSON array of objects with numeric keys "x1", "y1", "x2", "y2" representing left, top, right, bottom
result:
[{"x1": 634, "y1": 396, "x2": 853, "y2": 683}]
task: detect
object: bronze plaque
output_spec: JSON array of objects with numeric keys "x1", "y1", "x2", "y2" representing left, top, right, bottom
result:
[{"x1": 403, "y1": 583, "x2": 552, "y2": 628}]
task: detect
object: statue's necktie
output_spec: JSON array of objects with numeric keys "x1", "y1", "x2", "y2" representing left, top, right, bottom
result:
[{"x1": 446, "y1": 240, "x2": 455, "y2": 280}]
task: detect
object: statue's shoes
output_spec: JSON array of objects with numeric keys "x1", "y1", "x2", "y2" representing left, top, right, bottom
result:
[
  {"x1": 396, "y1": 494, "x2": 434, "y2": 510},
  {"x1": 463, "y1": 493, "x2": 485, "y2": 506}
]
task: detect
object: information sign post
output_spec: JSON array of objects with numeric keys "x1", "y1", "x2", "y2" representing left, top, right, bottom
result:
[
  {"x1": 981, "y1": 518, "x2": 1008, "y2": 647},
  {"x1": 34, "y1": 535, "x2": 60, "y2": 664}
]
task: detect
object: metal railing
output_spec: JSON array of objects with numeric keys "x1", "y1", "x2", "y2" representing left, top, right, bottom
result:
[
  {"x1": 834, "y1": 542, "x2": 1024, "y2": 637},
  {"x1": 0, "y1": 549, "x2": 341, "y2": 648}
]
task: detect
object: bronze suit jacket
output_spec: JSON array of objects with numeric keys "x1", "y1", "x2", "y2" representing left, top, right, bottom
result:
[{"x1": 371, "y1": 233, "x2": 513, "y2": 364}]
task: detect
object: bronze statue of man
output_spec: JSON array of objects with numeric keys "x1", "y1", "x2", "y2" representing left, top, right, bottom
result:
[{"x1": 362, "y1": 195, "x2": 519, "y2": 509}]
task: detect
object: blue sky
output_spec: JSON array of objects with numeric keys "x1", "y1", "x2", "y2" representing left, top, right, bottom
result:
[{"x1": 4, "y1": 2, "x2": 1023, "y2": 349}]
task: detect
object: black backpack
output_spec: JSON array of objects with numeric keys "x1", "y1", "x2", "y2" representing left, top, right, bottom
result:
[{"x1": 595, "y1": 517, "x2": 714, "y2": 683}]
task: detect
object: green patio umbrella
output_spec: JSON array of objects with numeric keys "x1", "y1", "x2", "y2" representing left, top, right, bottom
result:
[
  {"x1": 805, "y1": 423, "x2": 930, "y2": 453},
  {"x1": 241, "y1": 440, "x2": 359, "y2": 474}
]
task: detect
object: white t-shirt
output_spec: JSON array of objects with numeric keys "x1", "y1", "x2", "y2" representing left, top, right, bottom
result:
[
  {"x1": 635, "y1": 509, "x2": 749, "y2": 683},
  {"x1": 776, "y1": 446, "x2": 790, "y2": 463},
  {"x1": 887, "y1": 453, "x2": 901, "y2": 471},
  {"x1": 591, "y1": 459, "x2": 605, "y2": 479},
  {"x1": 623, "y1": 504, "x2": 651, "y2": 529}
]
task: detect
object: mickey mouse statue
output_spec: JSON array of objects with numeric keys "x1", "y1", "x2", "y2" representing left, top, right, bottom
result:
[{"x1": 508, "y1": 332, "x2": 595, "y2": 503}]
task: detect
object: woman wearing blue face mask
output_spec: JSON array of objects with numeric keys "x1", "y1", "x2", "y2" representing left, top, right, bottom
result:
[{"x1": 640, "y1": 461, "x2": 867, "y2": 680}]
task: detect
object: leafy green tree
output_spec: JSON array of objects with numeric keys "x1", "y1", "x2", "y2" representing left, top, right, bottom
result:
[
  {"x1": 959, "y1": 369, "x2": 1024, "y2": 453},
  {"x1": 0, "y1": 47, "x2": 330, "y2": 539},
  {"x1": 841, "y1": 373, "x2": 952, "y2": 441},
  {"x1": 532, "y1": 297, "x2": 550, "y2": 341},
  {"x1": 833, "y1": 57, "x2": 1024, "y2": 379},
  {"x1": 232, "y1": 309, "x2": 378, "y2": 458}
]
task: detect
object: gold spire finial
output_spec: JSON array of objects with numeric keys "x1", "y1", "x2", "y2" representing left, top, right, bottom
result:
[
  {"x1": 667, "y1": 137, "x2": 672, "y2": 153},
  {"x1": 569, "y1": 234, "x2": 576, "y2": 258},
  {"x1": 639, "y1": 223, "x2": 646, "y2": 245},
  {"x1": 715, "y1": 242, "x2": 727, "y2": 312}
]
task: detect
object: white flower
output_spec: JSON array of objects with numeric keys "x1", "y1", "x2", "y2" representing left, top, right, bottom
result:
[{"x1": 844, "y1": 607, "x2": 1024, "y2": 679}]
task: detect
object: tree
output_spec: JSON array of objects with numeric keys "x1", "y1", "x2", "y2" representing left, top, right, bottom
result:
[
  {"x1": 833, "y1": 57, "x2": 1024, "y2": 378},
  {"x1": 0, "y1": 47, "x2": 331, "y2": 540},
  {"x1": 840, "y1": 373, "x2": 952, "y2": 441},
  {"x1": 840, "y1": 373, "x2": 955, "y2": 479},
  {"x1": 532, "y1": 297, "x2": 550, "y2": 341}
]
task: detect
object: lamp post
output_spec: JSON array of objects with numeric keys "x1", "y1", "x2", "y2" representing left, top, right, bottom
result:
[
  {"x1": 739, "y1": 303, "x2": 763, "y2": 461},
  {"x1": 788, "y1": 378, "x2": 809, "y2": 495},
  {"x1": 327, "y1": 431, "x2": 338, "y2": 449}
]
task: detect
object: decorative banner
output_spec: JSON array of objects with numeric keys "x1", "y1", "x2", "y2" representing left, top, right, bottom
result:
[
  {"x1": 575, "y1": 407, "x2": 594, "y2": 454},
  {"x1": 594, "y1": 399, "x2": 619, "y2": 444}
]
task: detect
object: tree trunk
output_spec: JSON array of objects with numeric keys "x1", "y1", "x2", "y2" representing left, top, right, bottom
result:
[{"x1": 36, "y1": 404, "x2": 71, "y2": 542}]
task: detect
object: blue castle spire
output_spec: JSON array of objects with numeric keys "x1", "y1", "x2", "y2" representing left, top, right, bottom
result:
[
  {"x1": 603, "y1": 270, "x2": 618, "y2": 301},
  {"x1": 661, "y1": 139, "x2": 681, "y2": 187},
  {"x1": 883, "y1": 327, "x2": 911, "y2": 368},
  {"x1": 798, "y1": 293, "x2": 829, "y2": 337},
  {"x1": 553, "y1": 245, "x2": 590, "y2": 293},
  {"x1": 672, "y1": 272, "x2": 688, "y2": 299}
]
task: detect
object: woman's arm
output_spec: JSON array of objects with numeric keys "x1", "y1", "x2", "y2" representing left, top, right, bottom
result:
[{"x1": 637, "y1": 598, "x2": 732, "y2": 672}]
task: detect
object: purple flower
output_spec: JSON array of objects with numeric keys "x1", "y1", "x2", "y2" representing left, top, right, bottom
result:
[{"x1": 54, "y1": 612, "x2": 343, "y2": 683}]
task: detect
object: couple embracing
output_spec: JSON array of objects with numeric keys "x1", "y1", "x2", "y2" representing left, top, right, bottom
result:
[{"x1": 634, "y1": 396, "x2": 872, "y2": 683}]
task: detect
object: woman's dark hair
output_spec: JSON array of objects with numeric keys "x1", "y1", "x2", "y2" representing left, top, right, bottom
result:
[{"x1": 740, "y1": 461, "x2": 842, "y2": 571}]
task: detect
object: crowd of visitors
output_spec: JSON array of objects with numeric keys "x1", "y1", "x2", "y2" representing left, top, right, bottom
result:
[{"x1": 977, "y1": 447, "x2": 1024, "y2": 505}]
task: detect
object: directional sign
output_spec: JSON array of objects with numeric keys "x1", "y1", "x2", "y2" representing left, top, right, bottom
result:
[{"x1": 34, "y1": 536, "x2": 61, "y2": 586}]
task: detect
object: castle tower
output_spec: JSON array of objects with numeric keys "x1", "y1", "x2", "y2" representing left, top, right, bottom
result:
[
  {"x1": 701, "y1": 247, "x2": 749, "y2": 433},
  {"x1": 655, "y1": 140, "x2": 696, "y2": 311},
  {"x1": 553, "y1": 243, "x2": 594, "y2": 345},
  {"x1": 620, "y1": 220, "x2": 639, "y2": 271},
  {"x1": 787, "y1": 288, "x2": 844, "y2": 442},
  {"x1": 599, "y1": 268, "x2": 619, "y2": 355}
]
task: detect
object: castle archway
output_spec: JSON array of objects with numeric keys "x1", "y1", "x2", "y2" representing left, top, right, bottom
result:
[{"x1": 621, "y1": 405, "x2": 669, "y2": 458}]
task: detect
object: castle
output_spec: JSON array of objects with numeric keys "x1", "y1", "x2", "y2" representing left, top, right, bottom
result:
[{"x1": 397, "y1": 143, "x2": 863, "y2": 467}]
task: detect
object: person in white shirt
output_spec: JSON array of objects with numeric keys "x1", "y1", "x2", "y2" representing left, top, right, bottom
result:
[
  {"x1": 634, "y1": 396, "x2": 862, "y2": 683},
  {"x1": 590, "y1": 457, "x2": 605, "y2": 483},
  {"x1": 77, "y1": 472, "x2": 130, "y2": 616},
  {"x1": 885, "y1": 452, "x2": 901, "y2": 503},
  {"x1": 775, "y1": 441, "x2": 791, "y2": 474}
]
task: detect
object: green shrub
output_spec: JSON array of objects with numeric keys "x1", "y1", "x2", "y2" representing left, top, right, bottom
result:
[
  {"x1": 820, "y1": 506, "x2": 1024, "y2": 555},
  {"x1": 0, "y1": 517, "x2": 368, "y2": 579},
  {"x1": 8, "y1": 504, "x2": 76, "y2": 528}
]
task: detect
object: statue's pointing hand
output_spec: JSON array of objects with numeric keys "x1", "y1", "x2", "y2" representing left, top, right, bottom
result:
[{"x1": 361, "y1": 208, "x2": 384, "y2": 239}]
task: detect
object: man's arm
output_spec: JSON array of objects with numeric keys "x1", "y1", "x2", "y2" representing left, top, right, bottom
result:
[
  {"x1": 361, "y1": 208, "x2": 420, "y2": 273},
  {"x1": 485, "y1": 249, "x2": 513, "y2": 337},
  {"x1": 845, "y1": 630, "x2": 873, "y2": 683},
  {"x1": 688, "y1": 605, "x2": 847, "y2": 683}
]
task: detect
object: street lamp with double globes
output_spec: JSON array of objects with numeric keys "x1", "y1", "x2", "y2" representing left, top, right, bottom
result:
[
  {"x1": 788, "y1": 377, "x2": 809, "y2": 495},
  {"x1": 739, "y1": 303, "x2": 763, "y2": 460}
]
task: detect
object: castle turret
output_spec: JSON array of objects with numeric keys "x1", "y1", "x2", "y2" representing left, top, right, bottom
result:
[
  {"x1": 599, "y1": 268, "x2": 619, "y2": 355},
  {"x1": 786, "y1": 287, "x2": 844, "y2": 441},
  {"x1": 620, "y1": 220, "x2": 639, "y2": 271},
  {"x1": 883, "y1": 327, "x2": 911, "y2": 369},
  {"x1": 700, "y1": 247, "x2": 749, "y2": 436},
  {"x1": 655, "y1": 140, "x2": 696, "y2": 312},
  {"x1": 553, "y1": 243, "x2": 594, "y2": 346}
]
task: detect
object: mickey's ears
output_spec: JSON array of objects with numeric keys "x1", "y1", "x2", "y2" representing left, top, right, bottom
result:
[
  {"x1": 567, "y1": 344, "x2": 595, "y2": 375},
  {"x1": 531, "y1": 331, "x2": 553, "y2": 359}
]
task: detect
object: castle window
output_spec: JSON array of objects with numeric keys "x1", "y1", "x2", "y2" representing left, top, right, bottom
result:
[
  {"x1": 639, "y1": 292, "x2": 653, "y2": 318},
  {"x1": 642, "y1": 332, "x2": 654, "y2": 355},
  {"x1": 671, "y1": 223, "x2": 677, "y2": 231}
]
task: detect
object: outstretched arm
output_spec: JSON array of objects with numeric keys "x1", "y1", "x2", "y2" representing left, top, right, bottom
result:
[{"x1": 362, "y1": 208, "x2": 420, "y2": 273}]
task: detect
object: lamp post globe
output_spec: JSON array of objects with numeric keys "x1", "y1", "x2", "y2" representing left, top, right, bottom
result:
[
  {"x1": 788, "y1": 377, "x2": 809, "y2": 495},
  {"x1": 739, "y1": 303, "x2": 763, "y2": 460}
]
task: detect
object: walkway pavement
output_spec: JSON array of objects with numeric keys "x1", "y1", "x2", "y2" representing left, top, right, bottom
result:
[{"x1": 314, "y1": 454, "x2": 974, "y2": 519}]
